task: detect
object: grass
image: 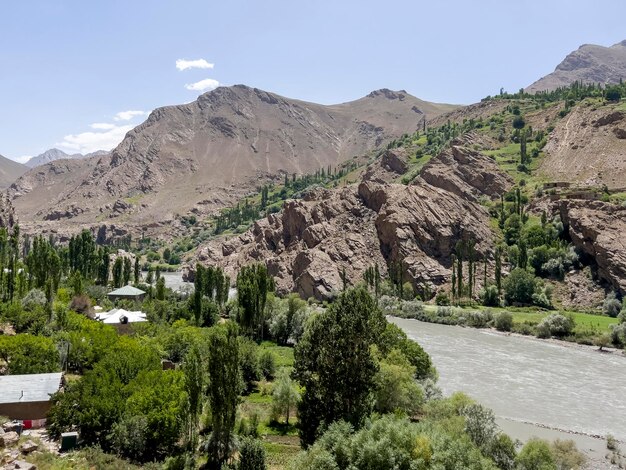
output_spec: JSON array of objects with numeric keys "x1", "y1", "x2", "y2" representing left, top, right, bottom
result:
[
  {"x1": 27, "y1": 446, "x2": 151, "y2": 470},
  {"x1": 259, "y1": 341, "x2": 294, "y2": 369},
  {"x1": 236, "y1": 341, "x2": 300, "y2": 468},
  {"x1": 509, "y1": 310, "x2": 618, "y2": 334},
  {"x1": 423, "y1": 303, "x2": 618, "y2": 336},
  {"x1": 263, "y1": 438, "x2": 301, "y2": 469}
]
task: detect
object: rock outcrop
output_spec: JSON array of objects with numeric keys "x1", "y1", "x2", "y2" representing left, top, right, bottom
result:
[
  {"x1": 558, "y1": 200, "x2": 626, "y2": 294},
  {"x1": 193, "y1": 144, "x2": 514, "y2": 299}
]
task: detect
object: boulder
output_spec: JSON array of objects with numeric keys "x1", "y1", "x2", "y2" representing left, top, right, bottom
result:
[
  {"x1": 13, "y1": 461, "x2": 37, "y2": 470},
  {"x1": 19, "y1": 440, "x2": 38, "y2": 454},
  {"x1": 0, "y1": 431, "x2": 19, "y2": 447}
]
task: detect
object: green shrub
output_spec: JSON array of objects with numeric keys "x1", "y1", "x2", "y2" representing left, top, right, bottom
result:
[
  {"x1": 515, "y1": 438, "x2": 556, "y2": 470},
  {"x1": 536, "y1": 313, "x2": 574, "y2": 338},
  {"x1": 480, "y1": 285, "x2": 500, "y2": 307},
  {"x1": 495, "y1": 312, "x2": 513, "y2": 332},
  {"x1": 259, "y1": 350, "x2": 276, "y2": 380},
  {"x1": 603, "y1": 292, "x2": 622, "y2": 318},
  {"x1": 435, "y1": 291, "x2": 450, "y2": 306}
]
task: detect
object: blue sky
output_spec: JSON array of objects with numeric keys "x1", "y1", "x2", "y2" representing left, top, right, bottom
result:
[{"x1": 1, "y1": 0, "x2": 625, "y2": 161}]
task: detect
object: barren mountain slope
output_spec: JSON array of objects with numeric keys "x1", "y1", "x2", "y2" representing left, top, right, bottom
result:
[
  {"x1": 527, "y1": 40, "x2": 626, "y2": 93},
  {"x1": 0, "y1": 154, "x2": 27, "y2": 189},
  {"x1": 11, "y1": 85, "x2": 457, "y2": 236},
  {"x1": 539, "y1": 103, "x2": 626, "y2": 189}
]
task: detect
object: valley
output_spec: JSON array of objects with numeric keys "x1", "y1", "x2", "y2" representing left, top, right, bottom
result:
[{"x1": 0, "y1": 27, "x2": 625, "y2": 470}]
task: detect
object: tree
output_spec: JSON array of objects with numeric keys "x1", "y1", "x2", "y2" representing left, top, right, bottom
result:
[
  {"x1": 293, "y1": 287, "x2": 385, "y2": 446},
  {"x1": 271, "y1": 369, "x2": 300, "y2": 425},
  {"x1": 112, "y1": 257, "x2": 124, "y2": 288},
  {"x1": 605, "y1": 86, "x2": 622, "y2": 102},
  {"x1": 122, "y1": 258, "x2": 132, "y2": 285},
  {"x1": 503, "y1": 268, "x2": 536, "y2": 305},
  {"x1": 155, "y1": 276, "x2": 166, "y2": 301},
  {"x1": 0, "y1": 334, "x2": 60, "y2": 374},
  {"x1": 374, "y1": 349, "x2": 423, "y2": 415},
  {"x1": 237, "y1": 264, "x2": 274, "y2": 339},
  {"x1": 133, "y1": 257, "x2": 140, "y2": 284},
  {"x1": 512, "y1": 115, "x2": 526, "y2": 129},
  {"x1": 183, "y1": 345, "x2": 204, "y2": 447},
  {"x1": 206, "y1": 323, "x2": 242, "y2": 468}
]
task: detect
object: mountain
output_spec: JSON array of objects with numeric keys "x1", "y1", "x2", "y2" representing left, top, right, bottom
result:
[
  {"x1": 527, "y1": 40, "x2": 626, "y2": 92},
  {"x1": 10, "y1": 85, "x2": 458, "y2": 234},
  {"x1": 0, "y1": 154, "x2": 27, "y2": 189},
  {"x1": 24, "y1": 148, "x2": 109, "y2": 168}
]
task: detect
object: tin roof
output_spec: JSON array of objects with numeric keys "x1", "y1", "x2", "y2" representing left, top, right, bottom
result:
[
  {"x1": 97, "y1": 308, "x2": 147, "y2": 324},
  {"x1": 107, "y1": 285, "x2": 146, "y2": 297},
  {"x1": 0, "y1": 372, "x2": 63, "y2": 404}
]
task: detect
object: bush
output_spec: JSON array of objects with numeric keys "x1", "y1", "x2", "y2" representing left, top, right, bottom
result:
[
  {"x1": 70, "y1": 294, "x2": 94, "y2": 317},
  {"x1": 603, "y1": 292, "x2": 622, "y2": 318},
  {"x1": 480, "y1": 285, "x2": 500, "y2": 307},
  {"x1": 466, "y1": 310, "x2": 493, "y2": 328},
  {"x1": 610, "y1": 323, "x2": 626, "y2": 347},
  {"x1": 495, "y1": 311, "x2": 513, "y2": 332},
  {"x1": 21, "y1": 289, "x2": 47, "y2": 310},
  {"x1": 435, "y1": 292, "x2": 450, "y2": 306},
  {"x1": 512, "y1": 116, "x2": 526, "y2": 129},
  {"x1": 396, "y1": 299, "x2": 425, "y2": 319},
  {"x1": 259, "y1": 350, "x2": 276, "y2": 380},
  {"x1": 515, "y1": 438, "x2": 556, "y2": 470},
  {"x1": 536, "y1": 313, "x2": 575, "y2": 338},
  {"x1": 238, "y1": 437, "x2": 267, "y2": 470},
  {"x1": 239, "y1": 339, "x2": 261, "y2": 393},
  {"x1": 551, "y1": 439, "x2": 586, "y2": 470}
]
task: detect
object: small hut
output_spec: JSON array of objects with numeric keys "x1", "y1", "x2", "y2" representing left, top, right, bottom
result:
[
  {"x1": 0, "y1": 372, "x2": 63, "y2": 422},
  {"x1": 107, "y1": 285, "x2": 146, "y2": 302}
]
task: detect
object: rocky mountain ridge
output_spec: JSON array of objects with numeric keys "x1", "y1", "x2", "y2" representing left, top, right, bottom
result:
[
  {"x1": 9, "y1": 85, "x2": 457, "y2": 237},
  {"x1": 24, "y1": 148, "x2": 109, "y2": 169},
  {"x1": 527, "y1": 40, "x2": 626, "y2": 92}
]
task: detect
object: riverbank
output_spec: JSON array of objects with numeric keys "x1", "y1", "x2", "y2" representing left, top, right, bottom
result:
[
  {"x1": 483, "y1": 326, "x2": 625, "y2": 357},
  {"x1": 496, "y1": 418, "x2": 623, "y2": 470},
  {"x1": 385, "y1": 298, "x2": 622, "y2": 349}
]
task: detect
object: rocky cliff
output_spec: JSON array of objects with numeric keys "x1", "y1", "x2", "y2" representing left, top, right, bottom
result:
[
  {"x1": 192, "y1": 143, "x2": 513, "y2": 299},
  {"x1": 559, "y1": 200, "x2": 626, "y2": 294}
]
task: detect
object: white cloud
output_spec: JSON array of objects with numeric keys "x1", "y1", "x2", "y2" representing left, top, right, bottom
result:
[
  {"x1": 14, "y1": 155, "x2": 33, "y2": 164},
  {"x1": 113, "y1": 110, "x2": 146, "y2": 121},
  {"x1": 176, "y1": 58, "x2": 214, "y2": 71},
  {"x1": 185, "y1": 78, "x2": 220, "y2": 92},
  {"x1": 55, "y1": 124, "x2": 134, "y2": 154},
  {"x1": 90, "y1": 122, "x2": 117, "y2": 130}
]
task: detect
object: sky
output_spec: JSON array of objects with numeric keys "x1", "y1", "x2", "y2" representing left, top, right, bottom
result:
[{"x1": 1, "y1": 0, "x2": 625, "y2": 162}]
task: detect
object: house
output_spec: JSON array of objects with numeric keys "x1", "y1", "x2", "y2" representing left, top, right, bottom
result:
[
  {"x1": 0, "y1": 372, "x2": 63, "y2": 422},
  {"x1": 107, "y1": 285, "x2": 146, "y2": 302}
]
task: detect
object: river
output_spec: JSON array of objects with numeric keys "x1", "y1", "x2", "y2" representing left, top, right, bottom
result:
[{"x1": 391, "y1": 317, "x2": 626, "y2": 461}]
